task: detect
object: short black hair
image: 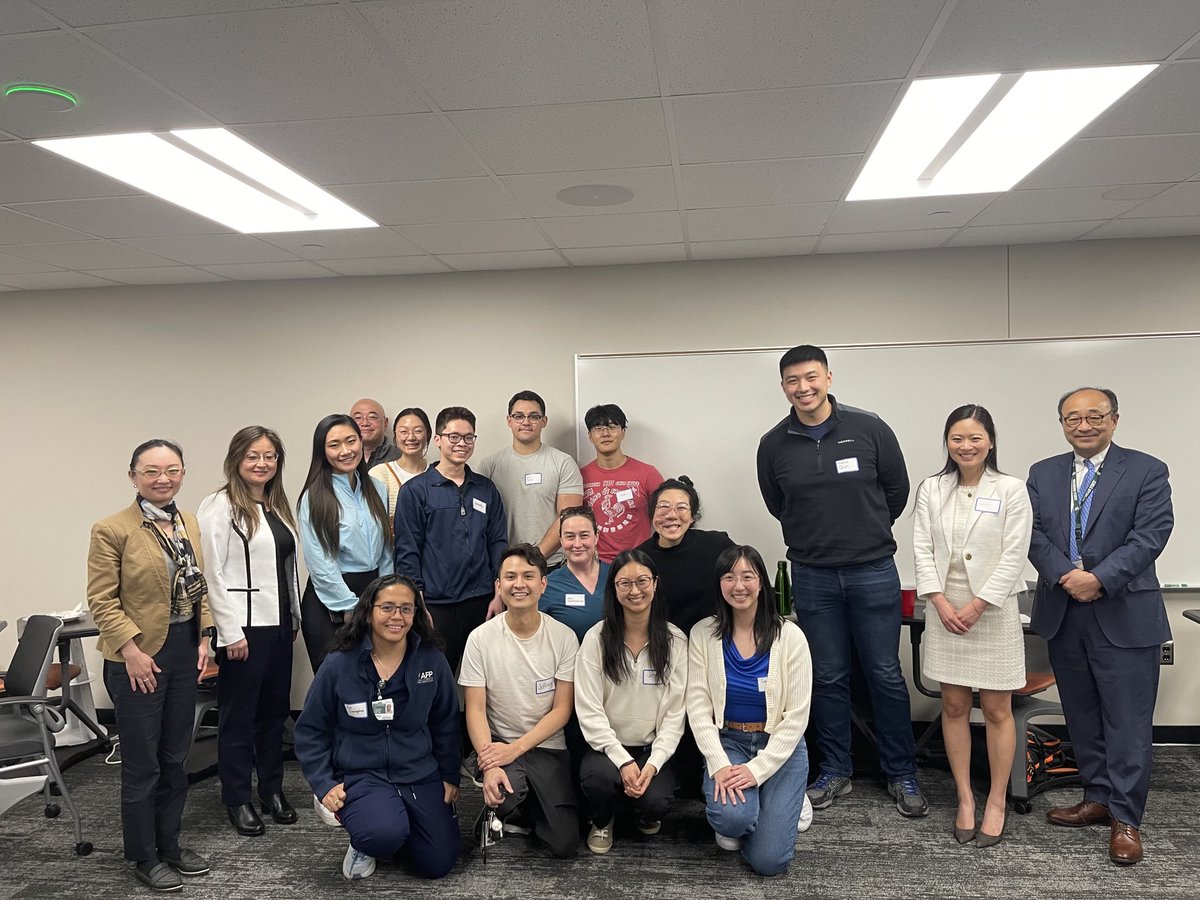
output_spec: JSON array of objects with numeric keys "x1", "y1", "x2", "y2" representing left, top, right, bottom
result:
[
  {"x1": 585, "y1": 403, "x2": 628, "y2": 430},
  {"x1": 779, "y1": 344, "x2": 828, "y2": 375},
  {"x1": 435, "y1": 406, "x2": 476, "y2": 432},
  {"x1": 508, "y1": 390, "x2": 546, "y2": 416},
  {"x1": 498, "y1": 542, "x2": 548, "y2": 577},
  {"x1": 1057, "y1": 387, "x2": 1119, "y2": 418}
]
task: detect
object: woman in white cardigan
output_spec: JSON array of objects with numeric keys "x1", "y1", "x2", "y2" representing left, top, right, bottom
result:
[
  {"x1": 913, "y1": 404, "x2": 1032, "y2": 848},
  {"x1": 197, "y1": 426, "x2": 301, "y2": 838},
  {"x1": 687, "y1": 545, "x2": 812, "y2": 876}
]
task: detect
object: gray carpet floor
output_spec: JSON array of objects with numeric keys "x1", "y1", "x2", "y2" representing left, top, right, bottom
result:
[{"x1": 3, "y1": 745, "x2": 1198, "y2": 899}]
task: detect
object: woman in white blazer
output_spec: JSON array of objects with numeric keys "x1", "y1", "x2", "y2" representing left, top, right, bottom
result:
[
  {"x1": 913, "y1": 405, "x2": 1032, "y2": 848},
  {"x1": 198, "y1": 426, "x2": 302, "y2": 838}
]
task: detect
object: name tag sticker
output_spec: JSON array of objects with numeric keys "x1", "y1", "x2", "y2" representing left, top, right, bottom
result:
[
  {"x1": 615, "y1": 488, "x2": 634, "y2": 503},
  {"x1": 344, "y1": 702, "x2": 368, "y2": 718},
  {"x1": 472, "y1": 498, "x2": 487, "y2": 514},
  {"x1": 757, "y1": 676, "x2": 768, "y2": 693},
  {"x1": 525, "y1": 472, "x2": 543, "y2": 485},
  {"x1": 534, "y1": 677, "x2": 555, "y2": 695},
  {"x1": 642, "y1": 669, "x2": 661, "y2": 686},
  {"x1": 835, "y1": 457, "x2": 860, "y2": 474},
  {"x1": 371, "y1": 698, "x2": 394, "y2": 721},
  {"x1": 565, "y1": 593, "x2": 586, "y2": 607},
  {"x1": 974, "y1": 497, "x2": 1001, "y2": 514}
]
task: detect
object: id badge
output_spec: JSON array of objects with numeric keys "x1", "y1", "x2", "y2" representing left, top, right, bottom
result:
[{"x1": 372, "y1": 698, "x2": 395, "y2": 721}]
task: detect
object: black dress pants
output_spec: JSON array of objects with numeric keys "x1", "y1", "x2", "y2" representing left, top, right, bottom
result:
[{"x1": 300, "y1": 570, "x2": 377, "y2": 673}]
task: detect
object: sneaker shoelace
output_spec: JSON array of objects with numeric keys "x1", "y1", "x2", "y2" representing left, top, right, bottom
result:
[{"x1": 896, "y1": 777, "x2": 920, "y2": 796}]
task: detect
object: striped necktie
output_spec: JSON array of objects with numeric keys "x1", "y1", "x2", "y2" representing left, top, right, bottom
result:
[{"x1": 1068, "y1": 458, "x2": 1096, "y2": 562}]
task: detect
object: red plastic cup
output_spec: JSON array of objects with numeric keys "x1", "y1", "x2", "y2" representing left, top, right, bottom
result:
[{"x1": 900, "y1": 588, "x2": 916, "y2": 618}]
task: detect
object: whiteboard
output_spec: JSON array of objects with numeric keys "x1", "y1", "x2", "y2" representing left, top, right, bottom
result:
[{"x1": 577, "y1": 335, "x2": 1199, "y2": 587}]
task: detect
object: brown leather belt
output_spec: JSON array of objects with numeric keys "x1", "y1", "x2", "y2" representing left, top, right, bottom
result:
[{"x1": 724, "y1": 720, "x2": 766, "y2": 733}]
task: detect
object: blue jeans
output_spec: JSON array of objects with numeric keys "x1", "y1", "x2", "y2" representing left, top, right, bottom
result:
[
  {"x1": 792, "y1": 557, "x2": 916, "y2": 781},
  {"x1": 703, "y1": 730, "x2": 808, "y2": 876}
]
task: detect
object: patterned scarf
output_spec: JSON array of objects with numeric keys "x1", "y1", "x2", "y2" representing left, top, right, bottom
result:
[{"x1": 139, "y1": 496, "x2": 206, "y2": 619}]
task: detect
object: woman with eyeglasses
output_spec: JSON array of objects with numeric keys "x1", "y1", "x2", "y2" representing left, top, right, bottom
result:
[
  {"x1": 540, "y1": 506, "x2": 610, "y2": 642},
  {"x1": 369, "y1": 407, "x2": 432, "y2": 518},
  {"x1": 197, "y1": 426, "x2": 301, "y2": 838},
  {"x1": 295, "y1": 575, "x2": 461, "y2": 882},
  {"x1": 575, "y1": 550, "x2": 687, "y2": 855},
  {"x1": 87, "y1": 439, "x2": 214, "y2": 892},
  {"x1": 298, "y1": 414, "x2": 393, "y2": 675},
  {"x1": 688, "y1": 545, "x2": 812, "y2": 876}
]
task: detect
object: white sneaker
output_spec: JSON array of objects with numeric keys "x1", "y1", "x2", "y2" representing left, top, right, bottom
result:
[
  {"x1": 797, "y1": 793, "x2": 814, "y2": 833},
  {"x1": 342, "y1": 845, "x2": 376, "y2": 880},
  {"x1": 314, "y1": 794, "x2": 343, "y2": 828},
  {"x1": 586, "y1": 820, "x2": 613, "y2": 855},
  {"x1": 714, "y1": 832, "x2": 742, "y2": 851}
]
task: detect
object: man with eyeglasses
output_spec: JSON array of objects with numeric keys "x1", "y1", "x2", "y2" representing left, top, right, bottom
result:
[
  {"x1": 350, "y1": 398, "x2": 400, "y2": 467},
  {"x1": 580, "y1": 404, "x2": 664, "y2": 562},
  {"x1": 394, "y1": 406, "x2": 508, "y2": 675},
  {"x1": 476, "y1": 391, "x2": 583, "y2": 580},
  {"x1": 1027, "y1": 387, "x2": 1173, "y2": 866}
]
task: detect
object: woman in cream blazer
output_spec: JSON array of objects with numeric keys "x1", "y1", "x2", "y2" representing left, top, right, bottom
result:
[{"x1": 913, "y1": 405, "x2": 1032, "y2": 848}]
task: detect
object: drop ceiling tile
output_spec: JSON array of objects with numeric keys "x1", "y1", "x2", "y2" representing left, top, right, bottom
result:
[
  {"x1": 0, "y1": 144, "x2": 137, "y2": 204},
  {"x1": 535, "y1": 212, "x2": 683, "y2": 248},
  {"x1": 920, "y1": 0, "x2": 1200, "y2": 75},
  {"x1": 1087, "y1": 61, "x2": 1200, "y2": 137},
  {"x1": 969, "y1": 187, "x2": 1152, "y2": 226},
  {"x1": 438, "y1": 250, "x2": 565, "y2": 271},
  {"x1": 360, "y1": 0, "x2": 658, "y2": 109},
  {"x1": 0, "y1": 7, "x2": 57, "y2": 33},
  {"x1": 0, "y1": 251, "x2": 61, "y2": 275},
  {"x1": 671, "y1": 83, "x2": 901, "y2": 163},
  {"x1": 945, "y1": 221, "x2": 1106, "y2": 247},
  {"x1": 332, "y1": 179, "x2": 524, "y2": 225},
  {"x1": 825, "y1": 195, "x2": 996, "y2": 234},
  {"x1": 1121, "y1": 182, "x2": 1200, "y2": 218},
  {"x1": 657, "y1": 0, "x2": 943, "y2": 93},
  {"x1": 236, "y1": 116, "x2": 484, "y2": 183},
  {"x1": 500, "y1": 168, "x2": 678, "y2": 217},
  {"x1": 686, "y1": 204, "x2": 834, "y2": 241},
  {"x1": 562, "y1": 244, "x2": 688, "y2": 266},
  {"x1": 0, "y1": 208, "x2": 91, "y2": 244},
  {"x1": 82, "y1": 7, "x2": 427, "y2": 122},
  {"x1": 7, "y1": 197, "x2": 232, "y2": 239},
  {"x1": 259, "y1": 228, "x2": 424, "y2": 259},
  {"x1": 3, "y1": 239, "x2": 175, "y2": 268},
  {"x1": 679, "y1": 157, "x2": 859, "y2": 208},
  {"x1": 1083, "y1": 216, "x2": 1200, "y2": 240},
  {"x1": 690, "y1": 237, "x2": 817, "y2": 259},
  {"x1": 0, "y1": 271, "x2": 119, "y2": 290},
  {"x1": 81, "y1": 266, "x2": 227, "y2": 284},
  {"x1": 120, "y1": 234, "x2": 300, "y2": 265},
  {"x1": 398, "y1": 220, "x2": 550, "y2": 255},
  {"x1": 1020, "y1": 135, "x2": 1200, "y2": 189},
  {"x1": 0, "y1": 33, "x2": 210, "y2": 139},
  {"x1": 818, "y1": 229, "x2": 956, "y2": 253},
  {"x1": 199, "y1": 261, "x2": 338, "y2": 280},
  {"x1": 37, "y1": 0, "x2": 328, "y2": 26},
  {"x1": 449, "y1": 100, "x2": 670, "y2": 175},
  {"x1": 318, "y1": 256, "x2": 452, "y2": 276}
]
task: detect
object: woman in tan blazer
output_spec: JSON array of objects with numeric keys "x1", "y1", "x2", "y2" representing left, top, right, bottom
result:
[
  {"x1": 913, "y1": 405, "x2": 1032, "y2": 848},
  {"x1": 87, "y1": 439, "x2": 214, "y2": 893}
]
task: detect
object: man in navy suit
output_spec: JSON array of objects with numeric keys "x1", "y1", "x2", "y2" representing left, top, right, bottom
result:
[{"x1": 1027, "y1": 387, "x2": 1173, "y2": 866}]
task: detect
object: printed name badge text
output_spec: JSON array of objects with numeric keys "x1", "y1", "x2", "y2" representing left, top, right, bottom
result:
[
  {"x1": 974, "y1": 497, "x2": 1001, "y2": 514},
  {"x1": 615, "y1": 488, "x2": 635, "y2": 503},
  {"x1": 642, "y1": 669, "x2": 662, "y2": 686},
  {"x1": 565, "y1": 593, "x2": 586, "y2": 607},
  {"x1": 534, "y1": 677, "x2": 555, "y2": 695},
  {"x1": 757, "y1": 676, "x2": 768, "y2": 693},
  {"x1": 344, "y1": 702, "x2": 368, "y2": 718},
  {"x1": 473, "y1": 498, "x2": 487, "y2": 514},
  {"x1": 525, "y1": 472, "x2": 543, "y2": 485},
  {"x1": 835, "y1": 457, "x2": 860, "y2": 474}
]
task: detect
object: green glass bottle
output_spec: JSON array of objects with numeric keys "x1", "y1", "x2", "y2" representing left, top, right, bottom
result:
[{"x1": 775, "y1": 560, "x2": 792, "y2": 617}]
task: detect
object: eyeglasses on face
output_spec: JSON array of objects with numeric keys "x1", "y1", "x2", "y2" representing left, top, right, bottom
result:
[
  {"x1": 439, "y1": 433, "x2": 478, "y2": 445},
  {"x1": 373, "y1": 603, "x2": 416, "y2": 617},
  {"x1": 654, "y1": 502, "x2": 691, "y2": 515},
  {"x1": 353, "y1": 412, "x2": 382, "y2": 423},
  {"x1": 589, "y1": 423, "x2": 621, "y2": 434},
  {"x1": 134, "y1": 467, "x2": 184, "y2": 479},
  {"x1": 720, "y1": 573, "x2": 761, "y2": 587},
  {"x1": 615, "y1": 575, "x2": 655, "y2": 593},
  {"x1": 1061, "y1": 412, "x2": 1113, "y2": 429},
  {"x1": 509, "y1": 412, "x2": 545, "y2": 423},
  {"x1": 243, "y1": 452, "x2": 279, "y2": 463}
]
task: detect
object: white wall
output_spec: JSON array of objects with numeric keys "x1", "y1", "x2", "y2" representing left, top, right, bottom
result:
[{"x1": 2, "y1": 236, "x2": 1197, "y2": 723}]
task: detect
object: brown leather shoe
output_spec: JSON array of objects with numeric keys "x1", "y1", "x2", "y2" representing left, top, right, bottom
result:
[
  {"x1": 1046, "y1": 799, "x2": 1110, "y2": 827},
  {"x1": 1109, "y1": 821, "x2": 1143, "y2": 865}
]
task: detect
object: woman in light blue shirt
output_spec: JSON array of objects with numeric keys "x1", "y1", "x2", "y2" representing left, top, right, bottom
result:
[{"x1": 298, "y1": 414, "x2": 392, "y2": 674}]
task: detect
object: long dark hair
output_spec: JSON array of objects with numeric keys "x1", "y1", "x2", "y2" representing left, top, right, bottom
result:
[
  {"x1": 329, "y1": 574, "x2": 442, "y2": 653},
  {"x1": 299, "y1": 414, "x2": 392, "y2": 557},
  {"x1": 599, "y1": 549, "x2": 673, "y2": 685},
  {"x1": 220, "y1": 426, "x2": 295, "y2": 539},
  {"x1": 711, "y1": 545, "x2": 782, "y2": 655},
  {"x1": 935, "y1": 404, "x2": 1000, "y2": 478}
]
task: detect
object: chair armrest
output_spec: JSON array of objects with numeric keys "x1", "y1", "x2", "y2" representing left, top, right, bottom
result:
[{"x1": 0, "y1": 695, "x2": 67, "y2": 732}]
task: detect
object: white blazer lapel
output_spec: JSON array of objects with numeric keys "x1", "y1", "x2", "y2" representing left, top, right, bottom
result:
[{"x1": 961, "y1": 469, "x2": 1000, "y2": 543}]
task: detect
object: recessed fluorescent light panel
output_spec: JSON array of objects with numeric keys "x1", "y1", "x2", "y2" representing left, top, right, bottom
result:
[
  {"x1": 33, "y1": 128, "x2": 377, "y2": 233},
  {"x1": 847, "y1": 64, "x2": 1157, "y2": 201}
]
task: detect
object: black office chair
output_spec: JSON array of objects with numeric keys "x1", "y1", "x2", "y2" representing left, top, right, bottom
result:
[{"x1": 0, "y1": 615, "x2": 92, "y2": 855}]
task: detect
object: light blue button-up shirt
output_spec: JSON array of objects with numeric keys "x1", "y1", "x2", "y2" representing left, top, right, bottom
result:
[{"x1": 299, "y1": 473, "x2": 392, "y2": 611}]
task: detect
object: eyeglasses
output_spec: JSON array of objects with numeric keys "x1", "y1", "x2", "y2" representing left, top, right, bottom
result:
[
  {"x1": 374, "y1": 603, "x2": 416, "y2": 617},
  {"x1": 588, "y1": 424, "x2": 621, "y2": 434},
  {"x1": 720, "y1": 573, "x2": 761, "y2": 587},
  {"x1": 1061, "y1": 412, "x2": 1113, "y2": 429},
  {"x1": 654, "y1": 503, "x2": 691, "y2": 515},
  {"x1": 615, "y1": 575, "x2": 655, "y2": 593},
  {"x1": 395, "y1": 428, "x2": 426, "y2": 438},
  {"x1": 243, "y1": 452, "x2": 278, "y2": 463},
  {"x1": 439, "y1": 433, "x2": 478, "y2": 445},
  {"x1": 353, "y1": 412, "x2": 382, "y2": 423},
  {"x1": 509, "y1": 412, "x2": 545, "y2": 423},
  {"x1": 134, "y1": 467, "x2": 184, "y2": 479}
]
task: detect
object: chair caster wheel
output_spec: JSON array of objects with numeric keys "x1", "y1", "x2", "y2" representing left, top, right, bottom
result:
[
  {"x1": 1012, "y1": 800, "x2": 1032, "y2": 815},
  {"x1": 75, "y1": 842, "x2": 93, "y2": 856},
  {"x1": 45, "y1": 803, "x2": 61, "y2": 818}
]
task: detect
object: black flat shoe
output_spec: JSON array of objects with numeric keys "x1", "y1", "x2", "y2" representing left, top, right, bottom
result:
[
  {"x1": 134, "y1": 861, "x2": 182, "y2": 892},
  {"x1": 261, "y1": 792, "x2": 298, "y2": 824},
  {"x1": 228, "y1": 803, "x2": 265, "y2": 836}
]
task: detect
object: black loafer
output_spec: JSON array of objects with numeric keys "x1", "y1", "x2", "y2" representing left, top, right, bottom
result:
[
  {"x1": 228, "y1": 803, "x2": 265, "y2": 836},
  {"x1": 134, "y1": 861, "x2": 182, "y2": 892},
  {"x1": 260, "y1": 792, "x2": 298, "y2": 825},
  {"x1": 160, "y1": 848, "x2": 210, "y2": 876}
]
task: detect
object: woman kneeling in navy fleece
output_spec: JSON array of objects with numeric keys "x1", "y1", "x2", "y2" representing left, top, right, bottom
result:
[{"x1": 295, "y1": 574, "x2": 460, "y2": 881}]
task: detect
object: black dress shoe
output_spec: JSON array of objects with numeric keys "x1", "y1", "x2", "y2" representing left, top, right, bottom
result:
[
  {"x1": 260, "y1": 792, "x2": 298, "y2": 824},
  {"x1": 227, "y1": 803, "x2": 265, "y2": 836}
]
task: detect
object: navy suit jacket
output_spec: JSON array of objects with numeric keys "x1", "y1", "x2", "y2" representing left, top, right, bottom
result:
[{"x1": 1027, "y1": 443, "x2": 1173, "y2": 648}]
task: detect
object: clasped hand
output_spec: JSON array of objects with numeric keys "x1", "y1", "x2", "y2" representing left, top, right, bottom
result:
[
  {"x1": 1059, "y1": 569, "x2": 1103, "y2": 602},
  {"x1": 711, "y1": 764, "x2": 757, "y2": 806},
  {"x1": 620, "y1": 760, "x2": 658, "y2": 798}
]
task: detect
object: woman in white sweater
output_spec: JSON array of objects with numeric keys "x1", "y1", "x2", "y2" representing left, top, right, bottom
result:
[
  {"x1": 687, "y1": 545, "x2": 812, "y2": 876},
  {"x1": 575, "y1": 549, "x2": 687, "y2": 855},
  {"x1": 197, "y1": 426, "x2": 301, "y2": 838}
]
